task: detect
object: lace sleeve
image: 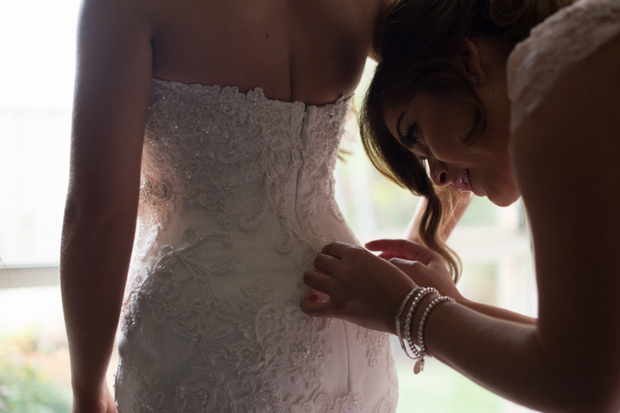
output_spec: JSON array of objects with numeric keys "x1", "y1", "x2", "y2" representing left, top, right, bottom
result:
[{"x1": 507, "y1": 0, "x2": 620, "y2": 132}]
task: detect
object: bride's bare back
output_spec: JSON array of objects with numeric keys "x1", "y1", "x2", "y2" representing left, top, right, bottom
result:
[{"x1": 146, "y1": 0, "x2": 383, "y2": 104}]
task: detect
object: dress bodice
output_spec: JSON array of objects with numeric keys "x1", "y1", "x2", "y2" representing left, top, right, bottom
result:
[
  {"x1": 116, "y1": 79, "x2": 398, "y2": 413},
  {"x1": 136, "y1": 78, "x2": 351, "y2": 258}
]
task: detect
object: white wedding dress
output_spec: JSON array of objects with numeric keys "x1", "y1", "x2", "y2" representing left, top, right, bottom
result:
[{"x1": 114, "y1": 79, "x2": 398, "y2": 413}]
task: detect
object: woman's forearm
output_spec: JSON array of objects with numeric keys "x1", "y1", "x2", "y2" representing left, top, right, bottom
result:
[
  {"x1": 61, "y1": 202, "x2": 137, "y2": 400},
  {"x1": 459, "y1": 297, "x2": 535, "y2": 325},
  {"x1": 304, "y1": 245, "x2": 552, "y2": 409},
  {"x1": 422, "y1": 301, "x2": 546, "y2": 408},
  {"x1": 418, "y1": 296, "x2": 588, "y2": 413}
]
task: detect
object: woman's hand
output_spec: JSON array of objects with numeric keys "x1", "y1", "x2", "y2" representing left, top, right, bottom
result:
[
  {"x1": 72, "y1": 385, "x2": 117, "y2": 413},
  {"x1": 301, "y1": 242, "x2": 416, "y2": 334},
  {"x1": 367, "y1": 239, "x2": 464, "y2": 303}
]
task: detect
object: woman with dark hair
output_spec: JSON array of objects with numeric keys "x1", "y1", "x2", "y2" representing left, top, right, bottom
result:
[{"x1": 302, "y1": 0, "x2": 620, "y2": 411}]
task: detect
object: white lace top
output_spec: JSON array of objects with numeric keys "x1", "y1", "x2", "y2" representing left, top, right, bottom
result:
[{"x1": 508, "y1": 0, "x2": 620, "y2": 131}]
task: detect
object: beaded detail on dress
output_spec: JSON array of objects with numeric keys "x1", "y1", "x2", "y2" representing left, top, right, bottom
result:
[
  {"x1": 115, "y1": 79, "x2": 398, "y2": 413},
  {"x1": 508, "y1": 0, "x2": 620, "y2": 131}
]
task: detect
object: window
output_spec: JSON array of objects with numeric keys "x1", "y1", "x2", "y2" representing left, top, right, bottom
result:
[{"x1": 0, "y1": 1, "x2": 78, "y2": 410}]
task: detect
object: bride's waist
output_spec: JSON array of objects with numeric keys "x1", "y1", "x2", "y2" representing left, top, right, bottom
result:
[
  {"x1": 138, "y1": 197, "x2": 344, "y2": 237},
  {"x1": 139, "y1": 171, "x2": 341, "y2": 225},
  {"x1": 134, "y1": 186, "x2": 349, "y2": 260}
]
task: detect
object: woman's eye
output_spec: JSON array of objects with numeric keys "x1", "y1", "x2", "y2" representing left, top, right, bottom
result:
[{"x1": 402, "y1": 123, "x2": 419, "y2": 148}]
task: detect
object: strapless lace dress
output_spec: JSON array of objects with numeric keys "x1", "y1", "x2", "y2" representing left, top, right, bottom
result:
[
  {"x1": 114, "y1": 79, "x2": 398, "y2": 413},
  {"x1": 508, "y1": 0, "x2": 620, "y2": 131}
]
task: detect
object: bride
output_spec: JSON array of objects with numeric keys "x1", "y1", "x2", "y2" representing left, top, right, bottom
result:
[{"x1": 60, "y1": 0, "x2": 399, "y2": 411}]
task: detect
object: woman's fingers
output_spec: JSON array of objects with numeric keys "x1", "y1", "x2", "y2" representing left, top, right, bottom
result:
[
  {"x1": 386, "y1": 252, "x2": 460, "y2": 300},
  {"x1": 313, "y1": 253, "x2": 341, "y2": 275},
  {"x1": 300, "y1": 298, "x2": 332, "y2": 317},
  {"x1": 366, "y1": 239, "x2": 438, "y2": 265},
  {"x1": 378, "y1": 251, "x2": 407, "y2": 260},
  {"x1": 301, "y1": 242, "x2": 421, "y2": 333},
  {"x1": 320, "y1": 241, "x2": 354, "y2": 258},
  {"x1": 366, "y1": 239, "x2": 410, "y2": 255},
  {"x1": 303, "y1": 270, "x2": 334, "y2": 295}
]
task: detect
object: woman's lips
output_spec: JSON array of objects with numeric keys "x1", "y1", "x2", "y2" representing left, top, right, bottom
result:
[{"x1": 454, "y1": 169, "x2": 471, "y2": 192}]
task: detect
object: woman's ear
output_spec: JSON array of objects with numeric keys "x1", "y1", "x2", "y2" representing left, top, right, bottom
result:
[{"x1": 458, "y1": 37, "x2": 487, "y2": 86}]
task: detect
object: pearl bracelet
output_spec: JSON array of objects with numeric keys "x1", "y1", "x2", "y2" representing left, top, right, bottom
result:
[
  {"x1": 404, "y1": 287, "x2": 438, "y2": 372},
  {"x1": 395, "y1": 287, "x2": 422, "y2": 360},
  {"x1": 416, "y1": 295, "x2": 455, "y2": 371}
]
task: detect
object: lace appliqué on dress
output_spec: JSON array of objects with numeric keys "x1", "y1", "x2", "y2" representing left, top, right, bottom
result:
[
  {"x1": 138, "y1": 81, "x2": 348, "y2": 252},
  {"x1": 116, "y1": 79, "x2": 397, "y2": 412}
]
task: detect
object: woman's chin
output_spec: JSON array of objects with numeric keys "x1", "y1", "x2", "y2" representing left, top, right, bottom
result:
[{"x1": 487, "y1": 189, "x2": 520, "y2": 207}]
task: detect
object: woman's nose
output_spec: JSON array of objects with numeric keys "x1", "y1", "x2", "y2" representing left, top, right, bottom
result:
[{"x1": 428, "y1": 160, "x2": 450, "y2": 187}]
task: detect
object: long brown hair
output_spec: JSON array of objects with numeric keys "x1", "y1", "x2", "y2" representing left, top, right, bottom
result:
[{"x1": 362, "y1": 0, "x2": 573, "y2": 282}]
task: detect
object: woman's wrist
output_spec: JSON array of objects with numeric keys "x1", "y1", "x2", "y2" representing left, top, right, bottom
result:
[
  {"x1": 397, "y1": 289, "x2": 455, "y2": 373},
  {"x1": 70, "y1": 367, "x2": 111, "y2": 402},
  {"x1": 72, "y1": 383, "x2": 116, "y2": 413},
  {"x1": 400, "y1": 292, "x2": 441, "y2": 346}
]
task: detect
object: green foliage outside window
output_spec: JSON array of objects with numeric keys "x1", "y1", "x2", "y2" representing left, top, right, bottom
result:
[{"x1": 0, "y1": 329, "x2": 71, "y2": 413}]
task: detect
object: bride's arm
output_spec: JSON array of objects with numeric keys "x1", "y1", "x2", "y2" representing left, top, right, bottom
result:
[{"x1": 61, "y1": 0, "x2": 153, "y2": 408}]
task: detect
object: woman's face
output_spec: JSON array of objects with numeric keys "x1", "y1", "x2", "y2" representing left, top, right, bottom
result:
[{"x1": 383, "y1": 91, "x2": 520, "y2": 206}]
